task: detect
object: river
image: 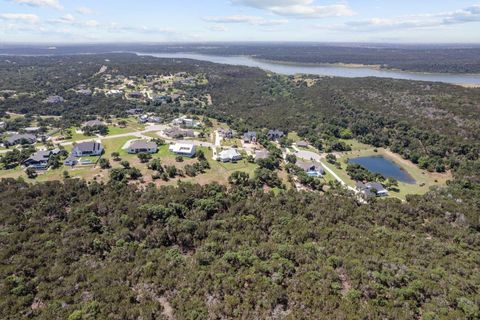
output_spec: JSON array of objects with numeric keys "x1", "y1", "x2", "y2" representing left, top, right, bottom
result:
[{"x1": 136, "y1": 52, "x2": 480, "y2": 86}]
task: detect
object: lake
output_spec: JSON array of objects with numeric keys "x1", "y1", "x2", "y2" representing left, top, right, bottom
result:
[
  {"x1": 348, "y1": 156, "x2": 416, "y2": 184},
  {"x1": 136, "y1": 52, "x2": 480, "y2": 86}
]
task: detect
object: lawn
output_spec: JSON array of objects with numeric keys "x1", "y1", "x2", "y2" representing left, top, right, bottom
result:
[
  {"x1": 142, "y1": 131, "x2": 162, "y2": 139},
  {"x1": 155, "y1": 144, "x2": 174, "y2": 158},
  {"x1": 36, "y1": 166, "x2": 107, "y2": 183},
  {"x1": 52, "y1": 127, "x2": 91, "y2": 142},
  {"x1": 339, "y1": 139, "x2": 371, "y2": 152},
  {"x1": 206, "y1": 148, "x2": 257, "y2": 177},
  {"x1": 0, "y1": 165, "x2": 24, "y2": 180},
  {"x1": 152, "y1": 147, "x2": 258, "y2": 186},
  {"x1": 101, "y1": 135, "x2": 138, "y2": 157},
  {"x1": 287, "y1": 131, "x2": 302, "y2": 142},
  {"x1": 107, "y1": 118, "x2": 145, "y2": 135},
  {"x1": 106, "y1": 126, "x2": 136, "y2": 136},
  {"x1": 221, "y1": 138, "x2": 242, "y2": 147}
]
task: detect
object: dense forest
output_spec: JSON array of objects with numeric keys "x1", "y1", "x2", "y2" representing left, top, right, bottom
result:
[
  {"x1": 2, "y1": 43, "x2": 480, "y2": 73},
  {"x1": 1, "y1": 54, "x2": 480, "y2": 318},
  {"x1": 0, "y1": 158, "x2": 479, "y2": 319}
]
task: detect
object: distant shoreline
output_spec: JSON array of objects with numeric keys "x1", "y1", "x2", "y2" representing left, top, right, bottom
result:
[
  {"x1": 250, "y1": 56, "x2": 480, "y2": 78},
  {"x1": 135, "y1": 52, "x2": 480, "y2": 86}
]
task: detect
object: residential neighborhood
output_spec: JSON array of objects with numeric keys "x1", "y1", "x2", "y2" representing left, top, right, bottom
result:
[{"x1": 0, "y1": 111, "x2": 428, "y2": 202}]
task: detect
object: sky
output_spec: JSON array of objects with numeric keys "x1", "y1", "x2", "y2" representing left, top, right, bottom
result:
[{"x1": 0, "y1": 0, "x2": 480, "y2": 43}]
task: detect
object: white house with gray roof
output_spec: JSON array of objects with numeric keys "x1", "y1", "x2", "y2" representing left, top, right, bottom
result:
[
  {"x1": 169, "y1": 143, "x2": 196, "y2": 157},
  {"x1": 218, "y1": 149, "x2": 242, "y2": 162},
  {"x1": 72, "y1": 141, "x2": 104, "y2": 157},
  {"x1": 127, "y1": 140, "x2": 158, "y2": 154},
  {"x1": 356, "y1": 181, "x2": 389, "y2": 197}
]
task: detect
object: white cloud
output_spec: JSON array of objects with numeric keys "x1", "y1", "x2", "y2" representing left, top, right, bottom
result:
[
  {"x1": 232, "y1": 0, "x2": 355, "y2": 18},
  {"x1": 0, "y1": 13, "x2": 39, "y2": 23},
  {"x1": 57, "y1": 14, "x2": 75, "y2": 23},
  {"x1": 204, "y1": 15, "x2": 288, "y2": 26},
  {"x1": 232, "y1": 0, "x2": 312, "y2": 8},
  {"x1": 83, "y1": 20, "x2": 99, "y2": 27},
  {"x1": 344, "y1": 4, "x2": 480, "y2": 31},
  {"x1": 105, "y1": 22, "x2": 176, "y2": 34},
  {"x1": 48, "y1": 15, "x2": 103, "y2": 29},
  {"x1": 76, "y1": 7, "x2": 94, "y2": 15},
  {"x1": 11, "y1": 0, "x2": 62, "y2": 10},
  {"x1": 208, "y1": 25, "x2": 228, "y2": 32}
]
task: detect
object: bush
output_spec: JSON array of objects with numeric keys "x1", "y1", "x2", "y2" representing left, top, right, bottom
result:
[{"x1": 98, "y1": 158, "x2": 111, "y2": 169}]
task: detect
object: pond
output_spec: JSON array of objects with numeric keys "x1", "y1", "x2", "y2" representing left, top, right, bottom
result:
[
  {"x1": 136, "y1": 52, "x2": 480, "y2": 86},
  {"x1": 348, "y1": 155, "x2": 416, "y2": 184}
]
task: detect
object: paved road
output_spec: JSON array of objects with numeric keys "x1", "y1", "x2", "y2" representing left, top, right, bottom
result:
[
  {"x1": 319, "y1": 160, "x2": 346, "y2": 186},
  {"x1": 291, "y1": 145, "x2": 322, "y2": 162}
]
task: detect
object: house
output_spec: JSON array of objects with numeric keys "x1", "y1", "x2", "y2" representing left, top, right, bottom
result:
[
  {"x1": 356, "y1": 181, "x2": 389, "y2": 197},
  {"x1": 243, "y1": 131, "x2": 257, "y2": 143},
  {"x1": 219, "y1": 128, "x2": 235, "y2": 139},
  {"x1": 23, "y1": 149, "x2": 61, "y2": 170},
  {"x1": 127, "y1": 140, "x2": 158, "y2": 154},
  {"x1": 297, "y1": 161, "x2": 324, "y2": 177},
  {"x1": 129, "y1": 92, "x2": 144, "y2": 99},
  {"x1": 255, "y1": 149, "x2": 269, "y2": 160},
  {"x1": 4, "y1": 133, "x2": 36, "y2": 146},
  {"x1": 296, "y1": 141, "x2": 309, "y2": 148},
  {"x1": 170, "y1": 94, "x2": 181, "y2": 101},
  {"x1": 138, "y1": 115, "x2": 162, "y2": 124},
  {"x1": 64, "y1": 154, "x2": 77, "y2": 166},
  {"x1": 267, "y1": 129, "x2": 284, "y2": 141},
  {"x1": 44, "y1": 95, "x2": 64, "y2": 104},
  {"x1": 153, "y1": 95, "x2": 171, "y2": 105},
  {"x1": 169, "y1": 143, "x2": 196, "y2": 157},
  {"x1": 72, "y1": 141, "x2": 104, "y2": 157},
  {"x1": 148, "y1": 116, "x2": 162, "y2": 123},
  {"x1": 106, "y1": 90, "x2": 123, "y2": 97},
  {"x1": 126, "y1": 108, "x2": 143, "y2": 115},
  {"x1": 77, "y1": 89, "x2": 92, "y2": 96},
  {"x1": 163, "y1": 127, "x2": 195, "y2": 139},
  {"x1": 82, "y1": 120, "x2": 105, "y2": 128},
  {"x1": 172, "y1": 116, "x2": 199, "y2": 128},
  {"x1": 218, "y1": 149, "x2": 242, "y2": 162},
  {"x1": 24, "y1": 127, "x2": 41, "y2": 134}
]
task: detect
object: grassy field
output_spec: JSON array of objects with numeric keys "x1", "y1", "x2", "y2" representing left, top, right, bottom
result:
[
  {"x1": 51, "y1": 127, "x2": 91, "y2": 142},
  {"x1": 102, "y1": 135, "x2": 138, "y2": 157},
  {"x1": 221, "y1": 138, "x2": 242, "y2": 147},
  {"x1": 107, "y1": 117, "x2": 145, "y2": 135},
  {"x1": 339, "y1": 139, "x2": 371, "y2": 152},
  {"x1": 287, "y1": 131, "x2": 301, "y2": 142},
  {"x1": 51, "y1": 117, "x2": 145, "y2": 143}
]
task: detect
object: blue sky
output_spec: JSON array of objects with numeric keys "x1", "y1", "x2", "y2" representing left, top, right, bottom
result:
[{"x1": 0, "y1": 0, "x2": 480, "y2": 43}]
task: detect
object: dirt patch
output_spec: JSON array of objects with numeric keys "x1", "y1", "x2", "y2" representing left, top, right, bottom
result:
[
  {"x1": 336, "y1": 267, "x2": 351, "y2": 296},
  {"x1": 133, "y1": 284, "x2": 175, "y2": 320}
]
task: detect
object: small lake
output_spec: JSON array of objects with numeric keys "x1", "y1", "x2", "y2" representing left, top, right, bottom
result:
[
  {"x1": 348, "y1": 156, "x2": 416, "y2": 184},
  {"x1": 136, "y1": 52, "x2": 480, "y2": 86}
]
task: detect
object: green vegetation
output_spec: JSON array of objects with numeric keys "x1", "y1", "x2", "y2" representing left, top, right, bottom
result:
[
  {"x1": 0, "y1": 164, "x2": 479, "y2": 318},
  {"x1": 0, "y1": 53, "x2": 479, "y2": 318}
]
